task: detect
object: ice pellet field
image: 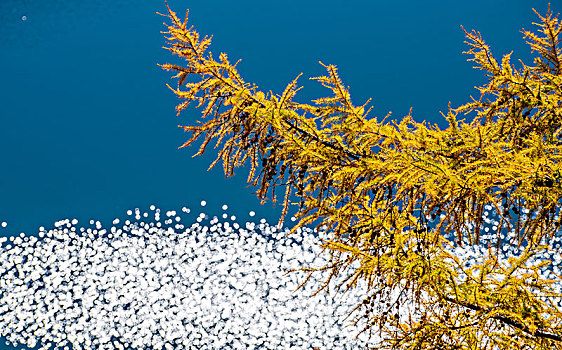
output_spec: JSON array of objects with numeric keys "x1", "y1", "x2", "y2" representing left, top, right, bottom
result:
[
  {"x1": 0, "y1": 202, "x2": 561, "y2": 350},
  {"x1": 0, "y1": 202, "x2": 376, "y2": 350}
]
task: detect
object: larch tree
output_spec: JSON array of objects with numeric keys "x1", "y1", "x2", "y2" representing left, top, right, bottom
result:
[{"x1": 159, "y1": 2, "x2": 562, "y2": 349}]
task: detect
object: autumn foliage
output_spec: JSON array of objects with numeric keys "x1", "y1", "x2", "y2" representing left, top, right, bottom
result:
[{"x1": 159, "y1": 2, "x2": 562, "y2": 348}]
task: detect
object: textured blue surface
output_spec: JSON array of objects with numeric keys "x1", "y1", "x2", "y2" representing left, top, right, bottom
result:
[{"x1": 0, "y1": 1, "x2": 558, "y2": 349}]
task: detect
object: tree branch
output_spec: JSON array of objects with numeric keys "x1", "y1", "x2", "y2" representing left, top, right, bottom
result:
[{"x1": 443, "y1": 296, "x2": 562, "y2": 342}]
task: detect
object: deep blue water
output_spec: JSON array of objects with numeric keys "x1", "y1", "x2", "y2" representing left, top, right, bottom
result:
[{"x1": 0, "y1": 1, "x2": 558, "y2": 349}]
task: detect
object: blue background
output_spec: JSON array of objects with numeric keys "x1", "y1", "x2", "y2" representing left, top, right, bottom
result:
[{"x1": 0, "y1": 0, "x2": 559, "y2": 348}]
